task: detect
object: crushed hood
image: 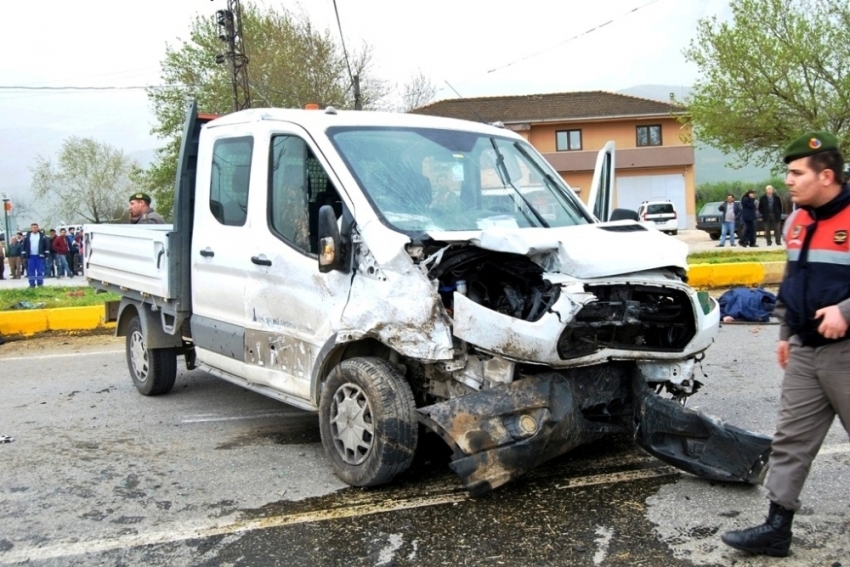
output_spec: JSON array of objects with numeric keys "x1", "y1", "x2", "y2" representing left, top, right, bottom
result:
[{"x1": 427, "y1": 222, "x2": 688, "y2": 279}]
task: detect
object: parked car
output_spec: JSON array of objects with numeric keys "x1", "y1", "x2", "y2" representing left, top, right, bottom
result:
[
  {"x1": 696, "y1": 201, "x2": 787, "y2": 240},
  {"x1": 636, "y1": 200, "x2": 678, "y2": 235}
]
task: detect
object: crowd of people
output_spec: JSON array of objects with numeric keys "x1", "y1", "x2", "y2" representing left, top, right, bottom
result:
[{"x1": 1, "y1": 224, "x2": 84, "y2": 287}]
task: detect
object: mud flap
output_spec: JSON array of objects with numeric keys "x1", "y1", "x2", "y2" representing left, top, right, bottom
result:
[{"x1": 631, "y1": 376, "x2": 771, "y2": 484}]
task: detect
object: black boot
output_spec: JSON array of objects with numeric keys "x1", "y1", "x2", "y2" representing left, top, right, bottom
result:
[{"x1": 721, "y1": 501, "x2": 794, "y2": 557}]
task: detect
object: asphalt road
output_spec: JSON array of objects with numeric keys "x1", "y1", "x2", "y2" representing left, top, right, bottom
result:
[{"x1": 1, "y1": 327, "x2": 848, "y2": 567}]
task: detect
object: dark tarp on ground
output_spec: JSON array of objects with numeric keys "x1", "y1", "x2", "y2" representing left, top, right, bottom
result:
[{"x1": 719, "y1": 287, "x2": 777, "y2": 322}]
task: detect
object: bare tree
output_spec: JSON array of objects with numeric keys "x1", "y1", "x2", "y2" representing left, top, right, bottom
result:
[
  {"x1": 30, "y1": 137, "x2": 137, "y2": 224},
  {"x1": 400, "y1": 70, "x2": 436, "y2": 112}
]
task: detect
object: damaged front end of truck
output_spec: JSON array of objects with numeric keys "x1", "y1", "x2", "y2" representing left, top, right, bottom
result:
[
  {"x1": 324, "y1": 121, "x2": 771, "y2": 494},
  {"x1": 406, "y1": 227, "x2": 771, "y2": 495}
]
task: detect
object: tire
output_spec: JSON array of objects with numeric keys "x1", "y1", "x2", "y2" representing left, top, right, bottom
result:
[
  {"x1": 709, "y1": 232, "x2": 720, "y2": 241},
  {"x1": 126, "y1": 316, "x2": 177, "y2": 396},
  {"x1": 669, "y1": 230, "x2": 678, "y2": 236},
  {"x1": 319, "y1": 357, "x2": 418, "y2": 487}
]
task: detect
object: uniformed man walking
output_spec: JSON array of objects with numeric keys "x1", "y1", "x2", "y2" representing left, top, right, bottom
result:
[{"x1": 722, "y1": 131, "x2": 850, "y2": 557}]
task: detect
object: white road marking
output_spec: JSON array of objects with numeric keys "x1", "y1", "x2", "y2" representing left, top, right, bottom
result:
[
  {"x1": 555, "y1": 466, "x2": 679, "y2": 489},
  {"x1": 0, "y1": 349, "x2": 123, "y2": 362},
  {"x1": 0, "y1": 465, "x2": 679, "y2": 564},
  {"x1": 376, "y1": 533, "x2": 404, "y2": 566},
  {"x1": 593, "y1": 526, "x2": 614, "y2": 565}
]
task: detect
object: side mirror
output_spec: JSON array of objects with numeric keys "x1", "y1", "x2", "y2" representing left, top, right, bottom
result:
[{"x1": 318, "y1": 204, "x2": 342, "y2": 273}]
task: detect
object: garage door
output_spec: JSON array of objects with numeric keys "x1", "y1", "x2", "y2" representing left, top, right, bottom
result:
[{"x1": 616, "y1": 174, "x2": 686, "y2": 229}]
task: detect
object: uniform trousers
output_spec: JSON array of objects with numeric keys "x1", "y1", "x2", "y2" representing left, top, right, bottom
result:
[{"x1": 765, "y1": 338, "x2": 850, "y2": 510}]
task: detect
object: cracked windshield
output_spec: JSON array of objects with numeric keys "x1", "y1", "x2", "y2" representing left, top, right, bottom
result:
[{"x1": 329, "y1": 127, "x2": 592, "y2": 232}]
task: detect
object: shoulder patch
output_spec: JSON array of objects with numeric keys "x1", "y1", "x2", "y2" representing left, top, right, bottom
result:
[{"x1": 792, "y1": 225, "x2": 803, "y2": 239}]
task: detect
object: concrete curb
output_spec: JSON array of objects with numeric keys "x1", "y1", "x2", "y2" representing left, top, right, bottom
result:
[
  {"x1": 0, "y1": 305, "x2": 115, "y2": 338},
  {"x1": 687, "y1": 261, "x2": 785, "y2": 289},
  {"x1": 0, "y1": 261, "x2": 786, "y2": 337}
]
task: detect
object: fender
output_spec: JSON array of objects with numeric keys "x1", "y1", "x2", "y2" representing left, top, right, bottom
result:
[{"x1": 115, "y1": 298, "x2": 183, "y2": 349}]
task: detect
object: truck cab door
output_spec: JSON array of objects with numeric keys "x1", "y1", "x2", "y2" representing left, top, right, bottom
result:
[
  {"x1": 586, "y1": 141, "x2": 615, "y2": 222},
  {"x1": 241, "y1": 127, "x2": 352, "y2": 406}
]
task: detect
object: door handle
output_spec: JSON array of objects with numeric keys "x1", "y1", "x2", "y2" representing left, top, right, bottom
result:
[
  {"x1": 200, "y1": 248, "x2": 215, "y2": 258},
  {"x1": 251, "y1": 255, "x2": 272, "y2": 266}
]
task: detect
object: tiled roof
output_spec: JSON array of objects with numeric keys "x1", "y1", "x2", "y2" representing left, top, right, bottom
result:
[{"x1": 410, "y1": 90, "x2": 686, "y2": 124}]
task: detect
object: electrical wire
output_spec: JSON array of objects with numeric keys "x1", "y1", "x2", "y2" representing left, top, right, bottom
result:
[
  {"x1": 331, "y1": 0, "x2": 355, "y2": 84},
  {"x1": 485, "y1": 0, "x2": 662, "y2": 75}
]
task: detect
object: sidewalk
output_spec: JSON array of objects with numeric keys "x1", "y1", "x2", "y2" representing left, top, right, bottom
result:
[{"x1": 0, "y1": 274, "x2": 88, "y2": 290}]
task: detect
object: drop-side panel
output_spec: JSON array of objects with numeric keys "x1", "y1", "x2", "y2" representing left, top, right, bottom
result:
[{"x1": 84, "y1": 224, "x2": 174, "y2": 299}]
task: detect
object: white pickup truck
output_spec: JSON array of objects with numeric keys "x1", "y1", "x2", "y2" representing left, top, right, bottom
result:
[{"x1": 85, "y1": 103, "x2": 771, "y2": 495}]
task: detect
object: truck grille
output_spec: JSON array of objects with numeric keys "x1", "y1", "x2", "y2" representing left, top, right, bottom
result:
[{"x1": 557, "y1": 284, "x2": 696, "y2": 360}]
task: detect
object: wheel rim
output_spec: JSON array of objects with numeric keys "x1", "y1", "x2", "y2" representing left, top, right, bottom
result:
[
  {"x1": 329, "y1": 383, "x2": 374, "y2": 465},
  {"x1": 129, "y1": 329, "x2": 149, "y2": 383}
]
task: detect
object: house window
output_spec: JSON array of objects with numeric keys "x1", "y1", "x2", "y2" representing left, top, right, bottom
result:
[
  {"x1": 636, "y1": 125, "x2": 662, "y2": 147},
  {"x1": 556, "y1": 129, "x2": 582, "y2": 151}
]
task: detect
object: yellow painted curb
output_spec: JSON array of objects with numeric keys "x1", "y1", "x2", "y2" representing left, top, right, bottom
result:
[
  {"x1": 688, "y1": 261, "x2": 786, "y2": 289},
  {"x1": 0, "y1": 305, "x2": 115, "y2": 337}
]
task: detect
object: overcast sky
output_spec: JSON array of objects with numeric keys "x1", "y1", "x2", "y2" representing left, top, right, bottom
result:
[{"x1": 0, "y1": 0, "x2": 732, "y2": 201}]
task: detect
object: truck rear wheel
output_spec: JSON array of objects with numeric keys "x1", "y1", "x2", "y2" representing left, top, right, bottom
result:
[
  {"x1": 126, "y1": 315, "x2": 177, "y2": 396},
  {"x1": 319, "y1": 357, "x2": 418, "y2": 487}
]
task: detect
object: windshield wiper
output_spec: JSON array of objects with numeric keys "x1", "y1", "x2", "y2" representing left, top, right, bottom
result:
[{"x1": 489, "y1": 138, "x2": 549, "y2": 228}]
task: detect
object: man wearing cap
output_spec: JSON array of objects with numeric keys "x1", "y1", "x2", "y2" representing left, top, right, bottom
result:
[
  {"x1": 722, "y1": 131, "x2": 850, "y2": 557},
  {"x1": 128, "y1": 192, "x2": 165, "y2": 224}
]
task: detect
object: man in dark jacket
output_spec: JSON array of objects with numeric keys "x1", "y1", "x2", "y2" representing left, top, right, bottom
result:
[
  {"x1": 7, "y1": 235, "x2": 23, "y2": 279},
  {"x1": 758, "y1": 185, "x2": 784, "y2": 246},
  {"x1": 740, "y1": 190, "x2": 758, "y2": 247},
  {"x1": 21, "y1": 223, "x2": 49, "y2": 287},
  {"x1": 716, "y1": 194, "x2": 742, "y2": 247}
]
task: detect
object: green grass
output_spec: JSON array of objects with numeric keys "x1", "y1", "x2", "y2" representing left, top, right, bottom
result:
[
  {"x1": 688, "y1": 250, "x2": 786, "y2": 264},
  {"x1": 0, "y1": 286, "x2": 121, "y2": 311}
]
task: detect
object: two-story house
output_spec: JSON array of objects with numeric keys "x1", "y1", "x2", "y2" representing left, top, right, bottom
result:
[{"x1": 411, "y1": 91, "x2": 695, "y2": 229}]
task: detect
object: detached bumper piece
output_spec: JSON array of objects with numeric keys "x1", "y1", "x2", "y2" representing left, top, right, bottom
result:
[
  {"x1": 631, "y1": 377, "x2": 771, "y2": 484},
  {"x1": 419, "y1": 365, "x2": 771, "y2": 496}
]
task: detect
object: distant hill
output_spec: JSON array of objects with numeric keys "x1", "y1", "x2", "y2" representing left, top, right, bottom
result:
[{"x1": 618, "y1": 84, "x2": 773, "y2": 185}]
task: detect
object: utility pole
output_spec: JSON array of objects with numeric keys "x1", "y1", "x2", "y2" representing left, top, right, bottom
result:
[
  {"x1": 213, "y1": 0, "x2": 251, "y2": 111},
  {"x1": 2, "y1": 195, "x2": 11, "y2": 256}
]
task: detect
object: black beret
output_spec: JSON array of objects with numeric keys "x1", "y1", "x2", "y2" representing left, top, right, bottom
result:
[{"x1": 783, "y1": 131, "x2": 840, "y2": 163}]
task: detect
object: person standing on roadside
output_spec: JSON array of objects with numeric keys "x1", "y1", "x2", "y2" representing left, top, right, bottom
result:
[
  {"x1": 52, "y1": 228, "x2": 71, "y2": 278},
  {"x1": 716, "y1": 193, "x2": 741, "y2": 247},
  {"x1": 0, "y1": 238, "x2": 5, "y2": 280},
  {"x1": 759, "y1": 185, "x2": 785, "y2": 246},
  {"x1": 128, "y1": 193, "x2": 165, "y2": 224},
  {"x1": 721, "y1": 131, "x2": 850, "y2": 557},
  {"x1": 740, "y1": 189, "x2": 759, "y2": 247},
  {"x1": 21, "y1": 223, "x2": 48, "y2": 287},
  {"x1": 7, "y1": 235, "x2": 23, "y2": 279}
]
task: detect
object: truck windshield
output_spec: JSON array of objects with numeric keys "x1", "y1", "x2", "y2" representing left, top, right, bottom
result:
[{"x1": 328, "y1": 126, "x2": 592, "y2": 233}]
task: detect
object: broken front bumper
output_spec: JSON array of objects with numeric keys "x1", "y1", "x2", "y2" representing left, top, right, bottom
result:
[{"x1": 419, "y1": 366, "x2": 771, "y2": 496}]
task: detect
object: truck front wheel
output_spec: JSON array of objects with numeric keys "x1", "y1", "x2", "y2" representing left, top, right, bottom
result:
[
  {"x1": 126, "y1": 315, "x2": 177, "y2": 396},
  {"x1": 319, "y1": 357, "x2": 418, "y2": 487}
]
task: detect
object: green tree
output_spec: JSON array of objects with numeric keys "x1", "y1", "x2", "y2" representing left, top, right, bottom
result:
[
  {"x1": 31, "y1": 137, "x2": 136, "y2": 224},
  {"x1": 137, "y1": 3, "x2": 387, "y2": 218},
  {"x1": 683, "y1": 0, "x2": 850, "y2": 169}
]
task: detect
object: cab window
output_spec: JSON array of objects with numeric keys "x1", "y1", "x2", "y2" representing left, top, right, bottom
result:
[
  {"x1": 210, "y1": 137, "x2": 253, "y2": 227},
  {"x1": 268, "y1": 135, "x2": 343, "y2": 254}
]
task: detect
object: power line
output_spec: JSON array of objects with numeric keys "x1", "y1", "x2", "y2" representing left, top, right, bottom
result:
[
  {"x1": 0, "y1": 85, "x2": 173, "y2": 91},
  {"x1": 487, "y1": 0, "x2": 662, "y2": 74}
]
